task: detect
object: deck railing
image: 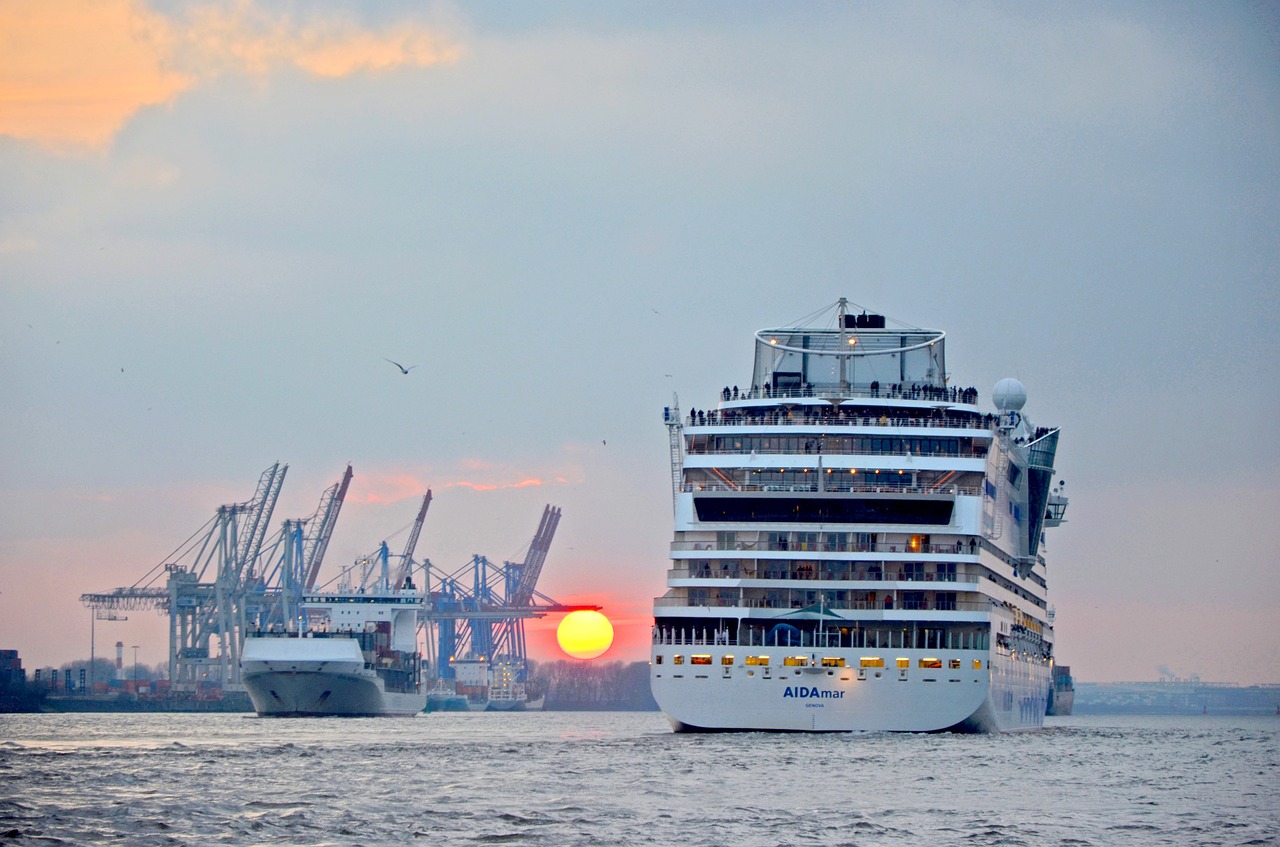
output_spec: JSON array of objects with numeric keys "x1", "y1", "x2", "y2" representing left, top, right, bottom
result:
[
  {"x1": 683, "y1": 413, "x2": 994, "y2": 432},
  {"x1": 677, "y1": 482, "x2": 981, "y2": 496},
  {"x1": 652, "y1": 595, "x2": 990, "y2": 613},
  {"x1": 670, "y1": 540, "x2": 979, "y2": 555},
  {"x1": 666, "y1": 567, "x2": 981, "y2": 584}
]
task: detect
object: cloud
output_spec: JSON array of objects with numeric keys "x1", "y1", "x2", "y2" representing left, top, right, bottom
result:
[
  {"x1": 445, "y1": 477, "x2": 546, "y2": 492},
  {"x1": 346, "y1": 472, "x2": 430, "y2": 505},
  {"x1": 0, "y1": 0, "x2": 462, "y2": 151},
  {"x1": 0, "y1": 236, "x2": 38, "y2": 255}
]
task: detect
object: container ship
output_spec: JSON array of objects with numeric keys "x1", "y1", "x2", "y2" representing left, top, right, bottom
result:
[
  {"x1": 241, "y1": 583, "x2": 425, "y2": 717},
  {"x1": 649, "y1": 298, "x2": 1068, "y2": 732}
]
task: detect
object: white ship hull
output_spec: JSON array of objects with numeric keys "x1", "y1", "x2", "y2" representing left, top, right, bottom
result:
[
  {"x1": 242, "y1": 636, "x2": 425, "y2": 717},
  {"x1": 652, "y1": 648, "x2": 1047, "y2": 732}
]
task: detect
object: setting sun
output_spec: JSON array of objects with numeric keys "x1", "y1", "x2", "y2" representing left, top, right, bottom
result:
[{"x1": 556, "y1": 610, "x2": 614, "y2": 660}]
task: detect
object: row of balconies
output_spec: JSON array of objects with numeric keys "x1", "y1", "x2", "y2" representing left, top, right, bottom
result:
[
  {"x1": 653, "y1": 589, "x2": 989, "y2": 613},
  {"x1": 667, "y1": 563, "x2": 979, "y2": 583},
  {"x1": 677, "y1": 481, "x2": 981, "y2": 496},
  {"x1": 672, "y1": 534, "x2": 979, "y2": 555}
]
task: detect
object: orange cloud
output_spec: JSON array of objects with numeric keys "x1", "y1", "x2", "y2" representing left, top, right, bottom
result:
[
  {"x1": 0, "y1": 0, "x2": 462, "y2": 151},
  {"x1": 445, "y1": 477, "x2": 546, "y2": 492},
  {"x1": 0, "y1": 1, "x2": 190, "y2": 150},
  {"x1": 348, "y1": 472, "x2": 430, "y2": 505}
]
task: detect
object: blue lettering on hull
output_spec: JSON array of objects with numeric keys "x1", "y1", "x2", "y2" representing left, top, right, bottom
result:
[{"x1": 783, "y1": 686, "x2": 845, "y2": 699}]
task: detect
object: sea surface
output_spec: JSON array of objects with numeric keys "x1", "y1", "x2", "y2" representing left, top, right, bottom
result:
[{"x1": 0, "y1": 711, "x2": 1276, "y2": 846}]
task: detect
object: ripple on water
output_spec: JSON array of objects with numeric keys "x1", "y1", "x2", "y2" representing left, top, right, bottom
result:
[{"x1": 0, "y1": 713, "x2": 1277, "y2": 847}]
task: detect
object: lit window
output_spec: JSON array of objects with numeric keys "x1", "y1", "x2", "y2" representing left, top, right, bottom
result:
[
  {"x1": 860, "y1": 657, "x2": 885, "y2": 668},
  {"x1": 746, "y1": 655, "x2": 770, "y2": 666},
  {"x1": 919, "y1": 657, "x2": 942, "y2": 669},
  {"x1": 783, "y1": 656, "x2": 809, "y2": 667},
  {"x1": 821, "y1": 657, "x2": 846, "y2": 668},
  {"x1": 673, "y1": 655, "x2": 684, "y2": 665},
  {"x1": 948, "y1": 659, "x2": 961, "y2": 670},
  {"x1": 691, "y1": 655, "x2": 712, "y2": 665},
  {"x1": 972, "y1": 659, "x2": 983, "y2": 670},
  {"x1": 896, "y1": 658, "x2": 910, "y2": 669},
  {"x1": 721, "y1": 655, "x2": 735, "y2": 666}
]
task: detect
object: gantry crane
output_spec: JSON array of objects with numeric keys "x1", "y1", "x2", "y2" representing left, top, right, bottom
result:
[
  {"x1": 252, "y1": 464, "x2": 353, "y2": 630},
  {"x1": 80, "y1": 462, "x2": 312, "y2": 692},
  {"x1": 425, "y1": 504, "x2": 597, "y2": 685},
  {"x1": 352, "y1": 491, "x2": 432, "y2": 593}
]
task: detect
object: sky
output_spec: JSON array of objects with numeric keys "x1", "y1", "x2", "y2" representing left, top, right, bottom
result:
[{"x1": 1, "y1": 1, "x2": 1277, "y2": 684}]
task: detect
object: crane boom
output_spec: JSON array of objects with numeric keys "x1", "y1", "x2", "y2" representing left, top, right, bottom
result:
[
  {"x1": 390, "y1": 490, "x2": 431, "y2": 589},
  {"x1": 510, "y1": 504, "x2": 560, "y2": 606},
  {"x1": 304, "y1": 464, "x2": 353, "y2": 590},
  {"x1": 237, "y1": 462, "x2": 287, "y2": 581}
]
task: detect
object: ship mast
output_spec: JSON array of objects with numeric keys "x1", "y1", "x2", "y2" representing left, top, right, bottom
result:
[{"x1": 837, "y1": 297, "x2": 850, "y2": 393}]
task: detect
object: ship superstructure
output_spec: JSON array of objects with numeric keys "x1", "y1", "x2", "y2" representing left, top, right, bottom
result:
[{"x1": 650, "y1": 299, "x2": 1068, "y2": 732}]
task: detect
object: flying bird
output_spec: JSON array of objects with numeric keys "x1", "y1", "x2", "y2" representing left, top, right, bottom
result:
[{"x1": 385, "y1": 359, "x2": 417, "y2": 375}]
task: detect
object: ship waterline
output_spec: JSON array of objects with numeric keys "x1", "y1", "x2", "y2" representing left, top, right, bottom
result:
[{"x1": 650, "y1": 298, "x2": 1067, "y2": 732}]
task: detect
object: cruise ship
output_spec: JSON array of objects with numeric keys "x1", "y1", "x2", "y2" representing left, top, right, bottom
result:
[
  {"x1": 241, "y1": 584, "x2": 425, "y2": 717},
  {"x1": 650, "y1": 299, "x2": 1068, "y2": 732}
]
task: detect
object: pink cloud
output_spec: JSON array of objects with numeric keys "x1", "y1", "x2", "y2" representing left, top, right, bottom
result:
[
  {"x1": 0, "y1": 0, "x2": 463, "y2": 150},
  {"x1": 346, "y1": 472, "x2": 430, "y2": 505}
]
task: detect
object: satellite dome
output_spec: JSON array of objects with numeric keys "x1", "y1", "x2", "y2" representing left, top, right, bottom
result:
[{"x1": 992, "y1": 378, "x2": 1027, "y2": 411}]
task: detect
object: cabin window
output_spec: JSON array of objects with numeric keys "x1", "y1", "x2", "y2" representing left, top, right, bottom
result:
[
  {"x1": 919, "y1": 657, "x2": 943, "y2": 669},
  {"x1": 654, "y1": 655, "x2": 663, "y2": 665},
  {"x1": 783, "y1": 656, "x2": 809, "y2": 667},
  {"x1": 896, "y1": 658, "x2": 910, "y2": 669},
  {"x1": 673, "y1": 655, "x2": 684, "y2": 665},
  {"x1": 821, "y1": 657, "x2": 846, "y2": 668},
  {"x1": 860, "y1": 657, "x2": 884, "y2": 668},
  {"x1": 973, "y1": 659, "x2": 984, "y2": 670},
  {"x1": 691, "y1": 655, "x2": 712, "y2": 665},
  {"x1": 949, "y1": 659, "x2": 961, "y2": 670},
  {"x1": 721, "y1": 655, "x2": 734, "y2": 666},
  {"x1": 746, "y1": 655, "x2": 770, "y2": 666}
]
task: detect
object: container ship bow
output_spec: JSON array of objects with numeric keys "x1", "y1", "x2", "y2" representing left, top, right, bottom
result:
[{"x1": 650, "y1": 298, "x2": 1068, "y2": 732}]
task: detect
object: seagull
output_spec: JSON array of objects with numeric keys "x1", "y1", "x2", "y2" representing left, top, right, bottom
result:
[{"x1": 385, "y1": 359, "x2": 417, "y2": 375}]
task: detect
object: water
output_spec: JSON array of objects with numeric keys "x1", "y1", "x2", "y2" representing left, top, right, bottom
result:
[{"x1": 1, "y1": 712, "x2": 1276, "y2": 846}]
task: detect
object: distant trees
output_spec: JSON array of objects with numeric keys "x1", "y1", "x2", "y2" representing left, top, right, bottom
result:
[{"x1": 528, "y1": 660, "x2": 657, "y2": 711}]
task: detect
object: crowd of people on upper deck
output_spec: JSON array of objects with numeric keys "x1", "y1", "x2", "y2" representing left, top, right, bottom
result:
[
  {"x1": 718, "y1": 382, "x2": 980, "y2": 404},
  {"x1": 686, "y1": 403, "x2": 1000, "y2": 431}
]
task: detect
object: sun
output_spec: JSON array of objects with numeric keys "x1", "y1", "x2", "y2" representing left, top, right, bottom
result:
[{"x1": 556, "y1": 610, "x2": 614, "y2": 660}]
